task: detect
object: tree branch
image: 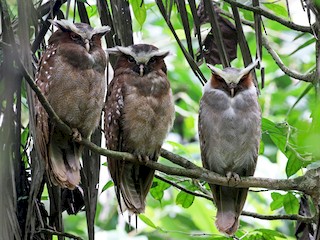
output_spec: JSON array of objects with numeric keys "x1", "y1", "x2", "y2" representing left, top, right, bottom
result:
[
  {"x1": 219, "y1": 9, "x2": 316, "y2": 83},
  {"x1": 20, "y1": 56, "x2": 320, "y2": 224},
  {"x1": 155, "y1": 174, "x2": 316, "y2": 223},
  {"x1": 21, "y1": 58, "x2": 320, "y2": 195},
  {"x1": 242, "y1": 211, "x2": 315, "y2": 223},
  {"x1": 262, "y1": 36, "x2": 316, "y2": 82},
  {"x1": 222, "y1": 0, "x2": 313, "y2": 34}
]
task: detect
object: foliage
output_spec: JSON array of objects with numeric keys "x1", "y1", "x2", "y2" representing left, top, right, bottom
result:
[{"x1": 1, "y1": 0, "x2": 320, "y2": 239}]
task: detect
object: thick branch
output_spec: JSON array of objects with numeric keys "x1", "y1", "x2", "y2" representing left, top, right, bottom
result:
[
  {"x1": 222, "y1": 0, "x2": 313, "y2": 33},
  {"x1": 20, "y1": 57, "x2": 320, "y2": 222},
  {"x1": 155, "y1": 174, "x2": 316, "y2": 223}
]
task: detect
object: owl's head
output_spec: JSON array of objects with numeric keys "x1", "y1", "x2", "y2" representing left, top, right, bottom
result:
[
  {"x1": 207, "y1": 60, "x2": 258, "y2": 97},
  {"x1": 48, "y1": 20, "x2": 110, "y2": 51},
  {"x1": 107, "y1": 44, "x2": 170, "y2": 76}
]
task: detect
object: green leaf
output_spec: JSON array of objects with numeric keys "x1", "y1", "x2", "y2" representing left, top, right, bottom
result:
[
  {"x1": 289, "y1": 38, "x2": 315, "y2": 56},
  {"x1": 263, "y1": 3, "x2": 288, "y2": 17},
  {"x1": 270, "y1": 192, "x2": 284, "y2": 211},
  {"x1": 253, "y1": 228, "x2": 286, "y2": 239},
  {"x1": 176, "y1": 191, "x2": 194, "y2": 208},
  {"x1": 259, "y1": 140, "x2": 264, "y2": 154},
  {"x1": 139, "y1": 214, "x2": 157, "y2": 229},
  {"x1": 283, "y1": 192, "x2": 299, "y2": 214},
  {"x1": 101, "y1": 180, "x2": 114, "y2": 193},
  {"x1": 150, "y1": 178, "x2": 171, "y2": 201},
  {"x1": 130, "y1": 0, "x2": 146, "y2": 28},
  {"x1": 21, "y1": 127, "x2": 29, "y2": 145},
  {"x1": 285, "y1": 151, "x2": 303, "y2": 177},
  {"x1": 262, "y1": 118, "x2": 305, "y2": 177}
]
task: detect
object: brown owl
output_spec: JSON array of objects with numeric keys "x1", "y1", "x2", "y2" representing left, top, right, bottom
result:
[
  {"x1": 104, "y1": 44, "x2": 175, "y2": 214},
  {"x1": 34, "y1": 20, "x2": 110, "y2": 189},
  {"x1": 198, "y1": 61, "x2": 261, "y2": 235}
]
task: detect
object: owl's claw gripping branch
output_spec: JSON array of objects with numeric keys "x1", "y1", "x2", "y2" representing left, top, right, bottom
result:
[{"x1": 71, "y1": 128, "x2": 82, "y2": 142}]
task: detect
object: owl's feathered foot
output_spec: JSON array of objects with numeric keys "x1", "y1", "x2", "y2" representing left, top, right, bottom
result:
[
  {"x1": 226, "y1": 171, "x2": 240, "y2": 187},
  {"x1": 71, "y1": 128, "x2": 82, "y2": 142},
  {"x1": 136, "y1": 154, "x2": 150, "y2": 163}
]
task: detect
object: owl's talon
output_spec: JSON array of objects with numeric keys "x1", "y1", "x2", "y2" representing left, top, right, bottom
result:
[
  {"x1": 136, "y1": 154, "x2": 150, "y2": 163},
  {"x1": 226, "y1": 172, "x2": 240, "y2": 186},
  {"x1": 72, "y1": 128, "x2": 82, "y2": 142}
]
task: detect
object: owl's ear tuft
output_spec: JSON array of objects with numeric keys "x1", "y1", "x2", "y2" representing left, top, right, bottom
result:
[
  {"x1": 49, "y1": 19, "x2": 78, "y2": 33},
  {"x1": 151, "y1": 50, "x2": 170, "y2": 59},
  {"x1": 106, "y1": 46, "x2": 131, "y2": 56},
  {"x1": 93, "y1": 26, "x2": 111, "y2": 37}
]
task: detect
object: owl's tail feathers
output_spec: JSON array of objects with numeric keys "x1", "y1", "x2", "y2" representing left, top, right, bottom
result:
[
  {"x1": 213, "y1": 186, "x2": 248, "y2": 236},
  {"x1": 49, "y1": 141, "x2": 81, "y2": 190},
  {"x1": 119, "y1": 164, "x2": 155, "y2": 215},
  {"x1": 215, "y1": 210, "x2": 239, "y2": 236}
]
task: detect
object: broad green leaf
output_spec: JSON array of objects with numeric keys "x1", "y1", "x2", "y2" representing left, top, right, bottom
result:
[
  {"x1": 150, "y1": 178, "x2": 171, "y2": 201},
  {"x1": 253, "y1": 228, "x2": 286, "y2": 239},
  {"x1": 263, "y1": 3, "x2": 287, "y2": 17},
  {"x1": 101, "y1": 180, "x2": 114, "y2": 193},
  {"x1": 270, "y1": 192, "x2": 284, "y2": 211},
  {"x1": 283, "y1": 192, "x2": 299, "y2": 214},
  {"x1": 285, "y1": 151, "x2": 303, "y2": 177},
  {"x1": 176, "y1": 191, "x2": 194, "y2": 208},
  {"x1": 130, "y1": 0, "x2": 146, "y2": 28},
  {"x1": 139, "y1": 214, "x2": 157, "y2": 229},
  {"x1": 262, "y1": 118, "x2": 305, "y2": 177}
]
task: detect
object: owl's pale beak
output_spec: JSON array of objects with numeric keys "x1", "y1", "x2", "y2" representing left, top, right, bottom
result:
[
  {"x1": 230, "y1": 88, "x2": 235, "y2": 97},
  {"x1": 84, "y1": 39, "x2": 90, "y2": 52},
  {"x1": 139, "y1": 64, "x2": 144, "y2": 77},
  {"x1": 229, "y1": 83, "x2": 237, "y2": 97}
]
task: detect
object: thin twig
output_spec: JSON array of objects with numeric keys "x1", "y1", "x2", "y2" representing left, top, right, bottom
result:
[
  {"x1": 223, "y1": 0, "x2": 313, "y2": 33},
  {"x1": 155, "y1": 174, "x2": 213, "y2": 201},
  {"x1": 37, "y1": 228, "x2": 83, "y2": 240},
  {"x1": 242, "y1": 211, "x2": 315, "y2": 223},
  {"x1": 262, "y1": 36, "x2": 315, "y2": 82}
]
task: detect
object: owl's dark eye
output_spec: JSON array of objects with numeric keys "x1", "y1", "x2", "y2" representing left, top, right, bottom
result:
[
  {"x1": 70, "y1": 32, "x2": 82, "y2": 42},
  {"x1": 214, "y1": 75, "x2": 224, "y2": 83},
  {"x1": 239, "y1": 74, "x2": 248, "y2": 83},
  {"x1": 149, "y1": 57, "x2": 156, "y2": 63},
  {"x1": 127, "y1": 56, "x2": 135, "y2": 63}
]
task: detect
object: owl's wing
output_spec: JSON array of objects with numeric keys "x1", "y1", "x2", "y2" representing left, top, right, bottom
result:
[
  {"x1": 34, "y1": 46, "x2": 56, "y2": 165},
  {"x1": 104, "y1": 76, "x2": 125, "y2": 210}
]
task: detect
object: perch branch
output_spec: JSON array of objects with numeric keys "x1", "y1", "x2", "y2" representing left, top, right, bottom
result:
[
  {"x1": 20, "y1": 58, "x2": 320, "y2": 223},
  {"x1": 156, "y1": 174, "x2": 316, "y2": 223}
]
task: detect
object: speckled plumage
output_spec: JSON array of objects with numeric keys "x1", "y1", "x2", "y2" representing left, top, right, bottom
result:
[
  {"x1": 35, "y1": 20, "x2": 110, "y2": 189},
  {"x1": 199, "y1": 62, "x2": 261, "y2": 235},
  {"x1": 105, "y1": 44, "x2": 175, "y2": 214}
]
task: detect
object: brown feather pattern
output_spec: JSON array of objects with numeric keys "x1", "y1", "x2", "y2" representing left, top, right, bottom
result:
[
  {"x1": 34, "y1": 20, "x2": 109, "y2": 189},
  {"x1": 105, "y1": 44, "x2": 175, "y2": 214}
]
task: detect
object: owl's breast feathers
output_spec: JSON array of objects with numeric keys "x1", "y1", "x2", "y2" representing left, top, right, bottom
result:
[
  {"x1": 120, "y1": 71, "x2": 175, "y2": 155},
  {"x1": 44, "y1": 43, "x2": 106, "y2": 137},
  {"x1": 200, "y1": 85, "x2": 261, "y2": 174}
]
